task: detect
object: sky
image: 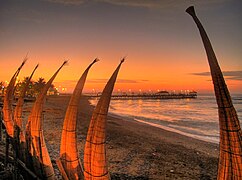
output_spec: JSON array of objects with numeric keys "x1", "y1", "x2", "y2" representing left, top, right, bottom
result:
[{"x1": 0, "y1": 0, "x2": 241, "y2": 94}]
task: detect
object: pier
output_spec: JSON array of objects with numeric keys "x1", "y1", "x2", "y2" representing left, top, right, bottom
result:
[{"x1": 87, "y1": 91, "x2": 197, "y2": 100}]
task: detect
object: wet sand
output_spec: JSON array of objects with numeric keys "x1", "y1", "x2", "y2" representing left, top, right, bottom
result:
[{"x1": 22, "y1": 95, "x2": 219, "y2": 179}]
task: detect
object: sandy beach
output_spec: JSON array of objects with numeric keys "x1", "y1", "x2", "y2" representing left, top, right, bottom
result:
[{"x1": 21, "y1": 95, "x2": 219, "y2": 179}]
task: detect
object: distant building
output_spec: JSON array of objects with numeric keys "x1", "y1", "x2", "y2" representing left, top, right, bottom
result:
[
  {"x1": 156, "y1": 91, "x2": 169, "y2": 96},
  {"x1": 189, "y1": 90, "x2": 197, "y2": 96}
]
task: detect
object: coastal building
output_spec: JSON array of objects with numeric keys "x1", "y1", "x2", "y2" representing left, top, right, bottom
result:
[{"x1": 156, "y1": 90, "x2": 169, "y2": 96}]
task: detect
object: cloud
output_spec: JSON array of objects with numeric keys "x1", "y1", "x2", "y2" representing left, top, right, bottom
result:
[
  {"x1": 44, "y1": 0, "x2": 86, "y2": 5},
  {"x1": 191, "y1": 71, "x2": 242, "y2": 81},
  {"x1": 43, "y1": 0, "x2": 156, "y2": 7},
  {"x1": 96, "y1": 0, "x2": 159, "y2": 8},
  {"x1": 224, "y1": 71, "x2": 242, "y2": 80},
  {"x1": 43, "y1": 0, "x2": 158, "y2": 7},
  {"x1": 42, "y1": 0, "x2": 229, "y2": 8},
  {"x1": 95, "y1": 0, "x2": 230, "y2": 9}
]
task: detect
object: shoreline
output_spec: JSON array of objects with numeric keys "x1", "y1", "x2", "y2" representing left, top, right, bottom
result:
[
  {"x1": 15, "y1": 95, "x2": 219, "y2": 179},
  {"x1": 105, "y1": 108, "x2": 219, "y2": 157},
  {"x1": 95, "y1": 99, "x2": 219, "y2": 145},
  {"x1": 108, "y1": 111, "x2": 219, "y2": 145}
]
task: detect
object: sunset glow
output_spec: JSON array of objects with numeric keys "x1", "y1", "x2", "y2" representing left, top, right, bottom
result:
[{"x1": 0, "y1": 0, "x2": 241, "y2": 93}]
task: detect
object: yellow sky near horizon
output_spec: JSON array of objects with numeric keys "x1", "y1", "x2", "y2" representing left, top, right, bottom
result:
[{"x1": 0, "y1": 52, "x2": 240, "y2": 94}]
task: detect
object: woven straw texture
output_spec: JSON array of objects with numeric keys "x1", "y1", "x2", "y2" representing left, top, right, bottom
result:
[
  {"x1": 14, "y1": 64, "x2": 38, "y2": 143},
  {"x1": 84, "y1": 60, "x2": 124, "y2": 180},
  {"x1": 27, "y1": 61, "x2": 67, "y2": 179},
  {"x1": 58, "y1": 59, "x2": 98, "y2": 179},
  {"x1": 186, "y1": 6, "x2": 242, "y2": 180},
  {"x1": 3, "y1": 60, "x2": 26, "y2": 138}
]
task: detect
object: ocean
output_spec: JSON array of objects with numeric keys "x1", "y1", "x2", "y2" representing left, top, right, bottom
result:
[{"x1": 89, "y1": 94, "x2": 242, "y2": 144}]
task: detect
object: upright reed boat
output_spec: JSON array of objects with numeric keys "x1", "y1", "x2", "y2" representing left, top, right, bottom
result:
[
  {"x1": 84, "y1": 59, "x2": 124, "y2": 180},
  {"x1": 13, "y1": 64, "x2": 39, "y2": 163},
  {"x1": 26, "y1": 61, "x2": 67, "y2": 179},
  {"x1": 3, "y1": 59, "x2": 26, "y2": 138},
  {"x1": 57, "y1": 59, "x2": 98, "y2": 180},
  {"x1": 186, "y1": 6, "x2": 242, "y2": 179},
  {"x1": 14, "y1": 64, "x2": 38, "y2": 143}
]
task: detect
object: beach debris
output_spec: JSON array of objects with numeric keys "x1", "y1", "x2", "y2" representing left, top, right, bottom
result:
[
  {"x1": 57, "y1": 58, "x2": 98, "y2": 179},
  {"x1": 3, "y1": 58, "x2": 27, "y2": 138},
  {"x1": 26, "y1": 61, "x2": 67, "y2": 179},
  {"x1": 186, "y1": 6, "x2": 242, "y2": 179},
  {"x1": 84, "y1": 58, "x2": 125, "y2": 179}
]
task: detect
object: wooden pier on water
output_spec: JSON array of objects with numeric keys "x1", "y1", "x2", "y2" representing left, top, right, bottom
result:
[{"x1": 87, "y1": 92, "x2": 198, "y2": 100}]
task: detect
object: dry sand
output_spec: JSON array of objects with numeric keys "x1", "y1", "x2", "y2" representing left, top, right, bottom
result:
[{"x1": 21, "y1": 95, "x2": 219, "y2": 179}]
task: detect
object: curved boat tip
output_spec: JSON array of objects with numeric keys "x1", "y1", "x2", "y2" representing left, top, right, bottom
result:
[
  {"x1": 62, "y1": 60, "x2": 68, "y2": 67},
  {"x1": 16, "y1": 56, "x2": 27, "y2": 75},
  {"x1": 88, "y1": 58, "x2": 99, "y2": 67},
  {"x1": 34, "y1": 63, "x2": 39, "y2": 71},
  {"x1": 185, "y1": 6, "x2": 196, "y2": 16},
  {"x1": 94, "y1": 58, "x2": 100, "y2": 63},
  {"x1": 120, "y1": 57, "x2": 125, "y2": 63}
]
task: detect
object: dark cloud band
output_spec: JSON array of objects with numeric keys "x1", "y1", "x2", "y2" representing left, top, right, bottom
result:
[{"x1": 191, "y1": 71, "x2": 242, "y2": 81}]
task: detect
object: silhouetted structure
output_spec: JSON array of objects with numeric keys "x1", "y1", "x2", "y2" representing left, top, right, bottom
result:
[
  {"x1": 186, "y1": 6, "x2": 242, "y2": 179},
  {"x1": 26, "y1": 61, "x2": 67, "y2": 179},
  {"x1": 3, "y1": 59, "x2": 26, "y2": 138},
  {"x1": 14, "y1": 64, "x2": 38, "y2": 153},
  {"x1": 57, "y1": 59, "x2": 98, "y2": 179},
  {"x1": 84, "y1": 59, "x2": 124, "y2": 179}
]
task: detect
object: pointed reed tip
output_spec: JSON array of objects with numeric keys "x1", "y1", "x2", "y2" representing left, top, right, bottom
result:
[
  {"x1": 63, "y1": 60, "x2": 68, "y2": 66},
  {"x1": 35, "y1": 63, "x2": 39, "y2": 69},
  {"x1": 94, "y1": 58, "x2": 100, "y2": 63},
  {"x1": 18, "y1": 59, "x2": 27, "y2": 70},
  {"x1": 186, "y1": 6, "x2": 195, "y2": 16},
  {"x1": 23, "y1": 58, "x2": 27, "y2": 64},
  {"x1": 121, "y1": 57, "x2": 126, "y2": 63}
]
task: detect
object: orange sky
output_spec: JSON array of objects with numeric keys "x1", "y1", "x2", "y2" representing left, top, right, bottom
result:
[{"x1": 0, "y1": 0, "x2": 241, "y2": 94}]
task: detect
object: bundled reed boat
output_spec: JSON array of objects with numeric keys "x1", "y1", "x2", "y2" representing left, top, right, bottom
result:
[
  {"x1": 13, "y1": 64, "x2": 39, "y2": 164},
  {"x1": 14, "y1": 64, "x2": 38, "y2": 143},
  {"x1": 26, "y1": 61, "x2": 67, "y2": 179},
  {"x1": 84, "y1": 59, "x2": 124, "y2": 180},
  {"x1": 186, "y1": 6, "x2": 242, "y2": 179},
  {"x1": 57, "y1": 59, "x2": 98, "y2": 179},
  {"x1": 3, "y1": 59, "x2": 27, "y2": 138}
]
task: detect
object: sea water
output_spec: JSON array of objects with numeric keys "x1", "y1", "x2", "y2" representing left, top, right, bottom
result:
[{"x1": 89, "y1": 94, "x2": 242, "y2": 144}]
